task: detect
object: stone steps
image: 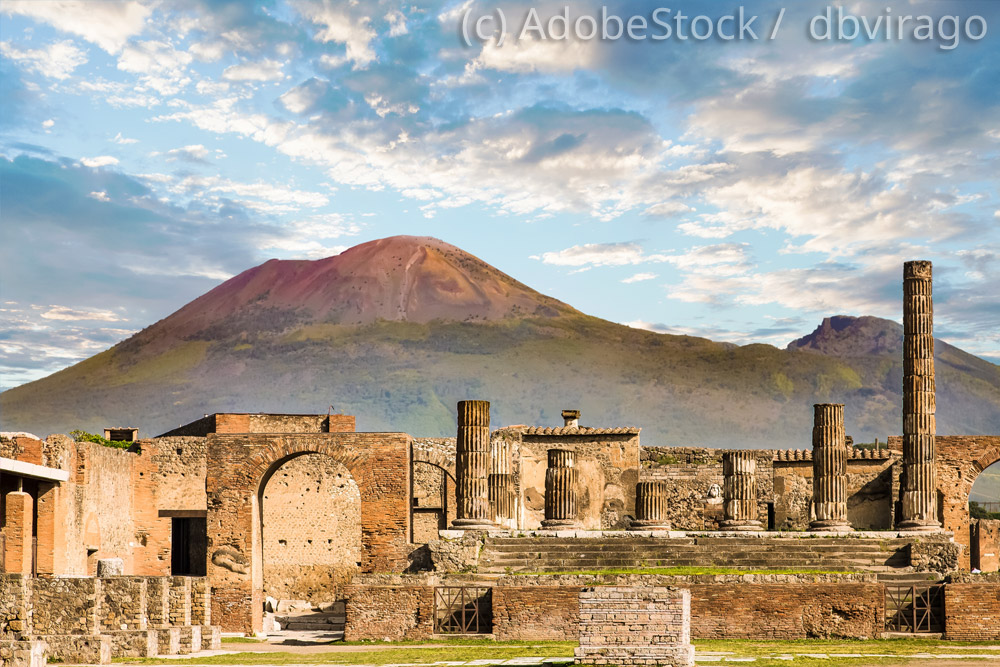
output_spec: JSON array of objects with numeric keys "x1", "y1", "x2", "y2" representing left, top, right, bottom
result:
[
  {"x1": 274, "y1": 612, "x2": 345, "y2": 632},
  {"x1": 479, "y1": 536, "x2": 914, "y2": 573}
]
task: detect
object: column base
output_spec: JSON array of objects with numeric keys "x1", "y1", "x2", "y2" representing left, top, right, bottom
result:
[
  {"x1": 719, "y1": 520, "x2": 763, "y2": 531},
  {"x1": 808, "y1": 520, "x2": 853, "y2": 532},
  {"x1": 450, "y1": 518, "x2": 496, "y2": 530},
  {"x1": 540, "y1": 519, "x2": 578, "y2": 529},
  {"x1": 630, "y1": 519, "x2": 671, "y2": 531},
  {"x1": 898, "y1": 519, "x2": 942, "y2": 532}
]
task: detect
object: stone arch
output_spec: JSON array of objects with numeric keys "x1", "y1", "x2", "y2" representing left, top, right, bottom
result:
[
  {"x1": 935, "y1": 436, "x2": 1000, "y2": 570},
  {"x1": 205, "y1": 432, "x2": 411, "y2": 634},
  {"x1": 258, "y1": 452, "x2": 362, "y2": 604}
]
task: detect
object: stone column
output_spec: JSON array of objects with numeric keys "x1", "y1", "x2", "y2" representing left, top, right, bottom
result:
[
  {"x1": 900, "y1": 260, "x2": 941, "y2": 532},
  {"x1": 631, "y1": 481, "x2": 671, "y2": 531},
  {"x1": 489, "y1": 432, "x2": 516, "y2": 527},
  {"x1": 451, "y1": 400, "x2": 495, "y2": 530},
  {"x1": 541, "y1": 449, "x2": 578, "y2": 529},
  {"x1": 720, "y1": 451, "x2": 762, "y2": 531},
  {"x1": 809, "y1": 404, "x2": 852, "y2": 532}
]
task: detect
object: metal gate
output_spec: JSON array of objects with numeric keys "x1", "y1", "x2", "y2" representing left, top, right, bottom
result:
[
  {"x1": 885, "y1": 585, "x2": 944, "y2": 633},
  {"x1": 433, "y1": 586, "x2": 492, "y2": 634}
]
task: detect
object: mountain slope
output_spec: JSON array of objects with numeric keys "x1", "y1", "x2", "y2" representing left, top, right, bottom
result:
[{"x1": 2, "y1": 237, "x2": 999, "y2": 447}]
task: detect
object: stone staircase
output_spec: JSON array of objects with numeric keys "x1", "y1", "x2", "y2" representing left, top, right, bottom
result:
[{"x1": 479, "y1": 535, "x2": 915, "y2": 573}]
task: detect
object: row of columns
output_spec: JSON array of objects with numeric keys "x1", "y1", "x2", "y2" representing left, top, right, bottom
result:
[{"x1": 452, "y1": 260, "x2": 940, "y2": 532}]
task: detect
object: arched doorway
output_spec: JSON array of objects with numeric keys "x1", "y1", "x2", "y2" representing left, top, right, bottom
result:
[
  {"x1": 969, "y1": 460, "x2": 1000, "y2": 572},
  {"x1": 260, "y1": 453, "x2": 361, "y2": 605}
]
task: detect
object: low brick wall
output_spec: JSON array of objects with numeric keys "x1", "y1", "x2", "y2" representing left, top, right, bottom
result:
[
  {"x1": 689, "y1": 583, "x2": 883, "y2": 639},
  {"x1": 944, "y1": 584, "x2": 1000, "y2": 640},
  {"x1": 575, "y1": 586, "x2": 694, "y2": 666},
  {"x1": 343, "y1": 585, "x2": 435, "y2": 641},
  {"x1": 493, "y1": 586, "x2": 580, "y2": 641}
]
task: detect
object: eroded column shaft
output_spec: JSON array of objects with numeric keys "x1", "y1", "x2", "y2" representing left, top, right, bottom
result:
[
  {"x1": 721, "y1": 451, "x2": 762, "y2": 530},
  {"x1": 900, "y1": 260, "x2": 940, "y2": 531},
  {"x1": 631, "y1": 481, "x2": 671, "y2": 530},
  {"x1": 452, "y1": 400, "x2": 494, "y2": 529},
  {"x1": 810, "y1": 403, "x2": 851, "y2": 531},
  {"x1": 542, "y1": 449, "x2": 578, "y2": 528},
  {"x1": 488, "y1": 432, "x2": 516, "y2": 525}
]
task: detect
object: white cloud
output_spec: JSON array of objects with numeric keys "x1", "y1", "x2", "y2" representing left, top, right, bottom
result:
[
  {"x1": 473, "y1": 36, "x2": 598, "y2": 74},
  {"x1": 2, "y1": 1, "x2": 151, "y2": 54},
  {"x1": 42, "y1": 119, "x2": 55, "y2": 129},
  {"x1": 112, "y1": 132, "x2": 138, "y2": 145},
  {"x1": 0, "y1": 39, "x2": 88, "y2": 80},
  {"x1": 294, "y1": 1, "x2": 376, "y2": 68},
  {"x1": 534, "y1": 242, "x2": 663, "y2": 267},
  {"x1": 386, "y1": 9, "x2": 408, "y2": 37},
  {"x1": 39, "y1": 305, "x2": 124, "y2": 322},
  {"x1": 88, "y1": 191, "x2": 110, "y2": 201},
  {"x1": 222, "y1": 59, "x2": 285, "y2": 82},
  {"x1": 622, "y1": 272, "x2": 657, "y2": 284},
  {"x1": 80, "y1": 156, "x2": 119, "y2": 168}
]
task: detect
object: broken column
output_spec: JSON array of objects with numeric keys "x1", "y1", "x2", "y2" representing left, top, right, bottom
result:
[
  {"x1": 541, "y1": 449, "x2": 578, "y2": 529},
  {"x1": 489, "y1": 431, "x2": 516, "y2": 528},
  {"x1": 720, "y1": 451, "x2": 762, "y2": 531},
  {"x1": 451, "y1": 400, "x2": 495, "y2": 530},
  {"x1": 809, "y1": 403, "x2": 852, "y2": 532},
  {"x1": 900, "y1": 260, "x2": 941, "y2": 532},
  {"x1": 631, "y1": 481, "x2": 671, "y2": 531}
]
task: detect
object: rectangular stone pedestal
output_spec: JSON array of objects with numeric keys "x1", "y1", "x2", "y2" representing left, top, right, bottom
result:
[{"x1": 574, "y1": 586, "x2": 694, "y2": 667}]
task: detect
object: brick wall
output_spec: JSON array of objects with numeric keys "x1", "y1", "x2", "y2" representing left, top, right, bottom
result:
[
  {"x1": 973, "y1": 520, "x2": 1000, "y2": 572},
  {"x1": 944, "y1": 584, "x2": 1000, "y2": 640},
  {"x1": 261, "y1": 453, "x2": 361, "y2": 603},
  {"x1": 492, "y1": 586, "x2": 579, "y2": 640},
  {"x1": 343, "y1": 585, "x2": 434, "y2": 641},
  {"x1": 575, "y1": 586, "x2": 693, "y2": 666}
]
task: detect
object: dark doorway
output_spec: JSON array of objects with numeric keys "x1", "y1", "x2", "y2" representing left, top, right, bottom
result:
[{"x1": 171, "y1": 517, "x2": 207, "y2": 576}]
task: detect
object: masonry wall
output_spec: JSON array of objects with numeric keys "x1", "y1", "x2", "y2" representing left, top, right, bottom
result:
[
  {"x1": 492, "y1": 586, "x2": 579, "y2": 640},
  {"x1": 261, "y1": 453, "x2": 361, "y2": 603},
  {"x1": 343, "y1": 585, "x2": 434, "y2": 641},
  {"x1": 515, "y1": 432, "x2": 640, "y2": 530},
  {"x1": 640, "y1": 448, "x2": 771, "y2": 530},
  {"x1": 944, "y1": 583, "x2": 1000, "y2": 640},
  {"x1": 412, "y1": 438, "x2": 456, "y2": 543}
]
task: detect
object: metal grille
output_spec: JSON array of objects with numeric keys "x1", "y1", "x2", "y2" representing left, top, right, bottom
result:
[
  {"x1": 433, "y1": 586, "x2": 492, "y2": 634},
  {"x1": 885, "y1": 585, "x2": 943, "y2": 633}
]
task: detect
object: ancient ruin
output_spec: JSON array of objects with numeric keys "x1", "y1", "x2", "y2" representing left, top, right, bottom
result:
[{"x1": 2, "y1": 259, "x2": 1000, "y2": 664}]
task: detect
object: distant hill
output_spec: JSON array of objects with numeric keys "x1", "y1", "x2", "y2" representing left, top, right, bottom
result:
[{"x1": 2, "y1": 236, "x2": 999, "y2": 447}]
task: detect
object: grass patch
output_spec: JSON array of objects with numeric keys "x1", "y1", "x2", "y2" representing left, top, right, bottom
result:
[
  {"x1": 119, "y1": 641, "x2": 576, "y2": 665},
  {"x1": 220, "y1": 637, "x2": 266, "y2": 643},
  {"x1": 693, "y1": 638, "x2": 1000, "y2": 666},
  {"x1": 510, "y1": 567, "x2": 854, "y2": 576}
]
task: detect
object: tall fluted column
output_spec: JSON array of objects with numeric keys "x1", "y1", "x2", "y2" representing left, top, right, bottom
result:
[
  {"x1": 631, "y1": 481, "x2": 671, "y2": 531},
  {"x1": 541, "y1": 449, "x2": 578, "y2": 529},
  {"x1": 900, "y1": 260, "x2": 941, "y2": 532},
  {"x1": 809, "y1": 404, "x2": 852, "y2": 532},
  {"x1": 720, "y1": 451, "x2": 762, "y2": 531},
  {"x1": 489, "y1": 432, "x2": 516, "y2": 527},
  {"x1": 451, "y1": 400, "x2": 495, "y2": 530}
]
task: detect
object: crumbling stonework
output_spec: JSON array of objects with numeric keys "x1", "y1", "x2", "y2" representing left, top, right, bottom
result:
[{"x1": 972, "y1": 520, "x2": 1000, "y2": 572}]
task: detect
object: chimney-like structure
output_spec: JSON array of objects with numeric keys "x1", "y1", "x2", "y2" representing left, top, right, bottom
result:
[
  {"x1": 809, "y1": 404, "x2": 852, "y2": 532},
  {"x1": 562, "y1": 409, "x2": 581, "y2": 428},
  {"x1": 451, "y1": 400, "x2": 495, "y2": 530},
  {"x1": 899, "y1": 260, "x2": 941, "y2": 531}
]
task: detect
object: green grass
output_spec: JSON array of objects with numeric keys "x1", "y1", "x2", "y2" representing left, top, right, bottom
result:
[
  {"x1": 510, "y1": 567, "x2": 854, "y2": 576},
  {"x1": 693, "y1": 638, "x2": 1000, "y2": 667},
  {"x1": 116, "y1": 641, "x2": 576, "y2": 665},
  {"x1": 220, "y1": 637, "x2": 266, "y2": 644}
]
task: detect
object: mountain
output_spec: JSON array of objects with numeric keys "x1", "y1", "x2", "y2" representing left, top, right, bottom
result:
[{"x1": 2, "y1": 236, "x2": 1000, "y2": 447}]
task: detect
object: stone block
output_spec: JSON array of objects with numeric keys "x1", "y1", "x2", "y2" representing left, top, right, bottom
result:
[
  {"x1": 0, "y1": 640, "x2": 47, "y2": 667},
  {"x1": 155, "y1": 627, "x2": 181, "y2": 655},
  {"x1": 108, "y1": 630, "x2": 158, "y2": 658},
  {"x1": 97, "y1": 559, "x2": 124, "y2": 577},
  {"x1": 200, "y1": 625, "x2": 221, "y2": 650},
  {"x1": 35, "y1": 634, "x2": 111, "y2": 665}
]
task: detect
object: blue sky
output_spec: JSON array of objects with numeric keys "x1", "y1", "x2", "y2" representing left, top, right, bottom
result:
[{"x1": 1, "y1": 0, "x2": 998, "y2": 390}]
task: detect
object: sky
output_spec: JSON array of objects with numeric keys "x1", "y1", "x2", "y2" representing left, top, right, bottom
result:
[{"x1": 0, "y1": 0, "x2": 998, "y2": 391}]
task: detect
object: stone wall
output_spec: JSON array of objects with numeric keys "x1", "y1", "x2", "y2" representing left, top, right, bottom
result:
[
  {"x1": 944, "y1": 584, "x2": 1000, "y2": 640},
  {"x1": 261, "y1": 453, "x2": 361, "y2": 603},
  {"x1": 641, "y1": 448, "x2": 771, "y2": 530},
  {"x1": 509, "y1": 428, "x2": 640, "y2": 530},
  {"x1": 343, "y1": 585, "x2": 434, "y2": 641},
  {"x1": 412, "y1": 438, "x2": 456, "y2": 542},
  {"x1": 492, "y1": 586, "x2": 579, "y2": 640},
  {"x1": 575, "y1": 586, "x2": 693, "y2": 667},
  {"x1": 0, "y1": 575, "x2": 28, "y2": 641},
  {"x1": 159, "y1": 414, "x2": 355, "y2": 437},
  {"x1": 30, "y1": 577, "x2": 101, "y2": 636}
]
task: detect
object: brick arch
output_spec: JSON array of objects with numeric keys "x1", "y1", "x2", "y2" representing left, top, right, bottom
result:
[
  {"x1": 205, "y1": 432, "x2": 412, "y2": 634},
  {"x1": 934, "y1": 436, "x2": 1000, "y2": 570},
  {"x1": 412, "y1": 449, "x2": 456, "y2": 483},
  {"x1": 971, "y1": 447, "x2": 1000, "y2": 475}
]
